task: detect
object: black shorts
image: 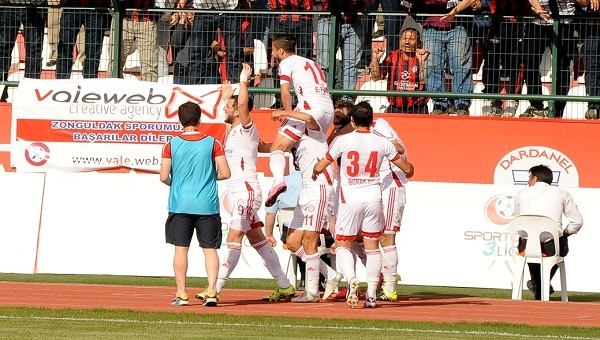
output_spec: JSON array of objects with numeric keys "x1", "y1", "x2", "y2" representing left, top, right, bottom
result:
[{"x1": 165, "y1": 213, "x2": 222, "y2": 249}]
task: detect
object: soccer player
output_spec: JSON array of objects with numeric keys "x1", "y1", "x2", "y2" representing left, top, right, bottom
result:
[
  {"x1": 269, "y1": 109, "x2": 342, "y2": 303},
  {"x1": 265, "y1": 34, "x2": 335, "y2": 207},
  {"x1": 160, "y1": 101, "x2": 230, "y2": 307},
  {"x1": 197, "y1": 64, "x2": 295, "y2": 303},
  {"x1": 371, "y1": 117, "x2": 409, "y2": 301},
  {"x1": 312, "y1": 102, "x2": 414, "y2": 308}
]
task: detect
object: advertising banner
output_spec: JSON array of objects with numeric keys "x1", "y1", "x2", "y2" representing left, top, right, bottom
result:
[{"x1": 10, "y1": 78, "x2": 229, "y2": 172}]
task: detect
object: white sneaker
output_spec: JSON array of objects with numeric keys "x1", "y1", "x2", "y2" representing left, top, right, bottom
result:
[
  {"x1": 322, "y1": 272, "x2": 343, "y2": 300},
  {"x1": 291, "y1": 292, "x2": 320, "y2": 303},
  {"x1": 346, "y1": 278, "x2": 360, "y2": 309}
]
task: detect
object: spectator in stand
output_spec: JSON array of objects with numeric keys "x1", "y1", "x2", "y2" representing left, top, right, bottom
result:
[
  {"x1": 107, "y1": 0, "x2": 163, "y2": 82},
  {"x1": 179, "y1": 0, "x2": 243, "y2": 84},
  {"x1": 46, "y1": 0, "x2": 85, "y2": 68},
  {"x1": 419, "y1": 0, "x2": 473, "y2": 115},
  {"x1": 359, "y1": 0, "x2": 410, "y2": 70},
  {"x1": 442, "y1": 0, "x2": 528, "y2": 117},
  {"x1": 169, "y1": 8, "x2": 192, "y2": 84},
  {"x1": 0, "y1": 1, "x2": 45, "y2": 87},
  {"x1": 370, "y1": 16, "x2": 430, "y2": 114},
  {"x1": 317, "y1": 0, "x2": 369, "y2": 101},
  {"x1": 582, "y1": 0, "x2": 600, "y2": 119},
  {"x1": 520, "y1": 0, "x2": 579, "y2": 118},
  {"x1": 56, "y1": 1, "x2": 111, "y2": 79},
  {"x1": 269, "y1": 0, "x2": 315, "y2": 108}
]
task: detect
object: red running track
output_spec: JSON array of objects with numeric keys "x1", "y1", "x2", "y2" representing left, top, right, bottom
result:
[{"x1": 1, "y1": 282, "x2": 599, "y2": 328}]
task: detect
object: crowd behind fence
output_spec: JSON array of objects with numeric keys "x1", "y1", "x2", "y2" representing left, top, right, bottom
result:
[{"x1": 1, "y1": 1, "x2": 600, "y2": 119}]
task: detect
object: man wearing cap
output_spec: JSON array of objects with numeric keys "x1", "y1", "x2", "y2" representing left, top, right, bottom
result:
[{"x1": 370, "y1": 16, "x2": 430, "y2": 114}]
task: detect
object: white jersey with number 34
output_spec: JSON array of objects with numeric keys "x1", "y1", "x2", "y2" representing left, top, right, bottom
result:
[{"x1": 326, "y1": 130, "x2": 400, "y2": 204}]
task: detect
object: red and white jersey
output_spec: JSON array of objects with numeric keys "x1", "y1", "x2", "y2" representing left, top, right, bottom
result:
[
  {"x1": 372, "y1": 118, "x2": 408, "y2": 190},
  {"x1": 294, "y1": 128, "x2": 334, "y2": 186},
  {"x1": 278, "y1": 54, "x2": 334, "y2": 129},
  {"x1": 224, "y1": 122, "x2": 260, "y2": 190},
  {"x1": 326, "y1": 130, "x2": 400, "y2": 204}
]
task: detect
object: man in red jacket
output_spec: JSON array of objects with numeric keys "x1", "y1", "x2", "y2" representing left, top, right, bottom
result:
[{"x1": 370, "y1": 16, "x2": 430, "y2": 114}]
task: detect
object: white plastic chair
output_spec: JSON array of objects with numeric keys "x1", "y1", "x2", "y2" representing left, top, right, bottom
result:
[{"x1": 510, "y1": 215, "x2": 568, "y2": 302}]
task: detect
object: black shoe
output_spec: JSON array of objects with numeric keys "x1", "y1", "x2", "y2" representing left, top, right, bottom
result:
[
  {"x1": 298, "y1": 279, "x2": 305, "y2": 291},
  {"x1": 526, "y1": 280, "x2": 541, "y2": 300}
]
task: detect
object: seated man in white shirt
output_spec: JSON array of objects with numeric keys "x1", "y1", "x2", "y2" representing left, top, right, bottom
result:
[{"x1": 513, "y1": 164, "x2": 583, "y2": 300}]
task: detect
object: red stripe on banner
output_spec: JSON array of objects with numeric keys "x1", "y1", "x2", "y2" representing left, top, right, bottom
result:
[
  {"x1": 0, "y1": 103, "x2": 11, "y2": 144},
  {"x1": 16, "y1": 119, "x2": 227, "y2": 145}
]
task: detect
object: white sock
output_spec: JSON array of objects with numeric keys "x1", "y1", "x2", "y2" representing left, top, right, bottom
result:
[
  {"x1": 269, "y1": 150, "x2": 286, "y2": 181},
  {"x1": 335, "y1": 247, "x2": 356, "y2": 284},
  {"x1": 382, "y1": 245, "x2": 398, "y2": 292},
  {"x1": 319, "y1": 258, "x2": 337, "y2": 280},
  {"x1": 216, "y1": 242, "x2": 242, "y2": 292},
  {"x1": 352, "y1": 241, "x2": 367, "y2": 267},
  {"x1": 294, "y1": 246, "x2": 307, "y2": 261},
  {"x1": 253, "y1": 239, "x2": 291, "y2": 288},
  {"x1": 305, "y1": 253, "x2": 320, "y2": 296},
  {"x1": 365, "y1": 248, "x2": 382, "y2": 299}
]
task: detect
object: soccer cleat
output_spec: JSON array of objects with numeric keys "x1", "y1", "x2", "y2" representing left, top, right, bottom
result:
[
  {"x1": 264, "y1": 181, "x2": 287, "y2": 207},
  {"x1": 346, "y1": 278, "x2": 360, "y2": 309},
  {"x1": 290, "y1": 292, "x2": 320, "y2": 303},
  {"x1": 364, "y1": 297, "x2": 377, "y2": 308},
  {"x1": 262, "y1": 285, "x2": 296, "y2": 302},
  {"x1": 203, "y1": 291, "x2": 219, "y2": 307},
  {"x1": 171, "y1": 292, "x2": 189, "y2": 306},
  {"x1": 376, "y1": 288, "x2": 398, "y2": 302},
  {"x1": 322, "y1": 272, "x2": 343, "y2": 300},
  {"x1": 334, "y1": 287, "x2": 348, "y2": 300},
  {"x1": 196, "y1": 288, "x2": 220, "y2": 302}
]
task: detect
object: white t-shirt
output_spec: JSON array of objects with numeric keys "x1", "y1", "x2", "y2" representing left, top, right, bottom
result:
[
  {"x1": 224, "y1": 122, "x2": 259, "y2": 190},
  {"x1": 372, "y1": 118, "x2": 408, "y2": 190},
  {"x1": 326, "y1": 130, "x2": 400, "y2": 204}
]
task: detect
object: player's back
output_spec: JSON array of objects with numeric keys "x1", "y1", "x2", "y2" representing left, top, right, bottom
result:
[
  {"x1": 294, "y1": 128, "x2": 333, "y2": 186},
  {"x1": 328, "y1": 130, "x2": 399, "y2": 203},
  {"x1": 279, "y1": 55, "x2": 334, "y2": 128}
]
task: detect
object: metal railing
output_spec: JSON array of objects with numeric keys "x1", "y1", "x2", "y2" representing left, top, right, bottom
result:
[{"x1": 0, "y1": 3, "x2": 598, "y2": 118}]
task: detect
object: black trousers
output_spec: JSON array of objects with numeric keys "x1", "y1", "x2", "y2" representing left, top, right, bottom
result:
[{"x1": 517, "y1": 236, "x2": 569, "y2": 297}]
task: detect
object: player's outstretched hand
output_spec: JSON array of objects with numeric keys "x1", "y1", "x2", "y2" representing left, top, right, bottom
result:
[
  {"x1": 240, "y1": 63, "x2": 253, "y2": 83},
  {"x1": 221, "y1": 81, "x2": 233, "y2": 101}
]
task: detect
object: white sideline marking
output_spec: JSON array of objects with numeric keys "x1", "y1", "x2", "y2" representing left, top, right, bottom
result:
[{"x1": 0, "y1": 315, "x2": 598, "y2": 339}]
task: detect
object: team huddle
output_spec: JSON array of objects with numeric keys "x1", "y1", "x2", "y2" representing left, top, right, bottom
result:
[{"x1": 161, "y1": 34, "x2": 414, "y2": 309}]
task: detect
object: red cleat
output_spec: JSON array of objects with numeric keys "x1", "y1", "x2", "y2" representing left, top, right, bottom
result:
[{"x1": 265, "y1": 181, "x2": 287, "y2": 207}]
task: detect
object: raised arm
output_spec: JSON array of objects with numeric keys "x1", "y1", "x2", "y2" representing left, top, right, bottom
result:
[{"x1": 238, "y1": 63, "x2": 253, "y2": 127}]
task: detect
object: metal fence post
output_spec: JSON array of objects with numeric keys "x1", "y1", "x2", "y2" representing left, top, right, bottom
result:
[{"x1": 110, "y1": 0, "x2": 123, "y2": 79}]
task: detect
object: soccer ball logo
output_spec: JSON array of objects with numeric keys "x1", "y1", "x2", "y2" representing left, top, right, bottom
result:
[{"x1": 484, "y1": 194, "x2": 515, "y2": 225}]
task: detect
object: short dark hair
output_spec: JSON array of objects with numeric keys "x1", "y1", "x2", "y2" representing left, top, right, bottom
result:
[
  {"x1": 350, "y1": 101, "x2": 374, "y2": 127},
  {"x1": 272, "y1": 34, "x2": 296, "y2": 53},
  {"x1": 529, "y1": 164, "x2": 553, "y2": 185},
  {"x1": 231, "y1": 95, "x2": 254, "y2": 112},
  {"x1": 178, "y1": 102, "x2": 201, "y2": 128}
]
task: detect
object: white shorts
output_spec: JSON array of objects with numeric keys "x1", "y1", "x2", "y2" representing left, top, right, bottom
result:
[
  {"x1": 381, "y1": 186, "x2": 406, "y2": 235},
  {"x1": 277, "y1": 107, "x2": 334, "y2": 142},
  {"x1": 335, "y1": 201, "x2": 384, "y2": 240},
  {"x1": 288, "y1": 184, "x2": 333, "y2": 233},
  {"x1": 227, "y1": 185, "x2": 263, "y2": 232}
]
